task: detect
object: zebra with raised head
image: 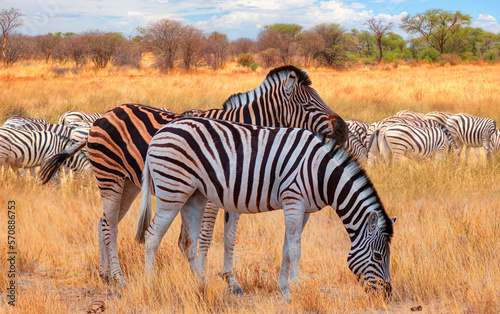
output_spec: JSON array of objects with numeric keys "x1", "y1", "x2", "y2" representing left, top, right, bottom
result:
[
  {"x1": 0, "y1": 127, "x2": 89, "y2": 174},
  {"x1": 136, "y1": 116, "x2": 395, "y2": 299},
  {"x1": 39, "y1": 65, "x2": 348, "y2": 289},
  {"x1": 395, "y1": 110, "x2": 426, "y2": 120},
  {"x1": 58, "y1": 110, "x2": 102, "y2": 125},
  {"x1": 446, "y1": 113, "x2": 497, "y2": 162},
  {"x1": 369, "y1": 124, "x2": 452, "y2": 163}
]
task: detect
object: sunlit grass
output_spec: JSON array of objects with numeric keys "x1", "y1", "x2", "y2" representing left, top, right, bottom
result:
[{"x1": 0, "y1": 64, "x2": 499, "y2": 312}]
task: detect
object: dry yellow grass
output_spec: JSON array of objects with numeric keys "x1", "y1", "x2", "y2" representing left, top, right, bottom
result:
[{"x1": 0, "y1": 62, "x2": 499, "y2": 313}]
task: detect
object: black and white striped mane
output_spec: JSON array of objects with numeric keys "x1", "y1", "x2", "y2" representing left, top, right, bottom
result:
[
  {"x1": 326, "y1": 139, "x2": 394, "y2": 241},
  {"x1": 222, "y1": 65, "x2": 311, "y2": 110}
]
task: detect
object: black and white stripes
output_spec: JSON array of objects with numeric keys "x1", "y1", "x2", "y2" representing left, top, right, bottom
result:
[
  {"x1": 137, "y1": 117, "x2": 395, "y2": 299},
  {"x1": 0, "y1": 127, "x2": 89, "y2": 174}
]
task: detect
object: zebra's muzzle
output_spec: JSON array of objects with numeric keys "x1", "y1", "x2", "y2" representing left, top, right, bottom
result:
[{"x1": 329, "y1": 114, "x2": 348, "y2": 145}]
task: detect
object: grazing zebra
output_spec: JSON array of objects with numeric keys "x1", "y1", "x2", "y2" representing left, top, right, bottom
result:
[
  {"x1": 345, "y1": 119, "x2": 371, "y2": 147},
  {"x1": 343, "y1": 131, "x2": 368, "y2": 162},
  {"x1": 425, "y1": 111, "x2": 452, "y2": 126},
  {"x1": 136, "y1": 117, "x2": 395, "y2": 299},
  {"x1": 395, "y1": 110, "x2": 426, "y2": 120},
  {"x1": 39, "y1": 65, "x2": 348, "y2": 288},
  {"x1": 58, "y1": 111, "x2": 102, "y2": 125},
  {"x1": 369, "y1": 124, "x2": 451, "y2": 163},
  {"x1": 181, "y1": 109, "x2": 205, "y2": 115},
  {"x1": 446, "y1": 113, "x2": 497, "y2": 162},
  {"x1": 367, "y1": 117, "x2": 442, "y2": 163},
  {"x1": 2, "y1": 116, "x2": 51, "y2": 129},
  {"x1": 0, "y1": 127, "x2": 89, "y2": 174}
]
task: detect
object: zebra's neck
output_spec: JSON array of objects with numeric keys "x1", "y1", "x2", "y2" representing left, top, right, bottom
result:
[
  {"x1": 46, "y1": 124, "x2": 72, "y2": 139},
  {"x1": 313, "y1": 144, "x2": 393, "y2": 244}
]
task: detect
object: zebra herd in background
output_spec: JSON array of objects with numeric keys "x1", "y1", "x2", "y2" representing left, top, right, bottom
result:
[
  {"x1": 0, "y1": 108, "x2": 206, "y2": 180},
  {"x1": 2, "y1": 65, "x2": 497, "y2": 300},
  {"x1": 342, "y1": 110, "x2": 500, "y2": 164}
]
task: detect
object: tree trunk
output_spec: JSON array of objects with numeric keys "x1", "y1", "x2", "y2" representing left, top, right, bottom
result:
[
  {"x1": 377, "y1": 37, "x2": 383, "y2": 63},
  {"x1": 2, "y1": 36, "x2": 7, "y2": 66}
]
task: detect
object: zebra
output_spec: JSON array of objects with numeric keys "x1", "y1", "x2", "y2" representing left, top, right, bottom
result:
[
  {"x1": 369, "y1": 124, "x2": 451, "y2": 163},
  {"x1": 2, "y1": 116, "x2": 51, "y2": 129},
  {"x1": 39, "y1": 65, "x2": 348, "y2": 289},
  {"x1": 367, "y1": 117, "x2": 442, "y2": 164},
  {"x1": 490, "y1": 128, "x2": 500, "y2": 155},
  {"x1": 394, "y1": 110, "x2": 426, "y2": 120},
  {"x1": 446, "y1": 113, "x2": 497, "y2": 162},
  {"x1": 343, "y1": 131, "x2": 368, "y2": 162},
  {"x1": 181, "y1": 109, "x2": 205, "y2": 115},
  {"x1": 136, "y1": 117, "x2": 396, "y2": 299},
  {"x1": 345, "y1": 119, "x2": 371, "y2": 147},
  {"x1": 58, "y1": 111, "x2": 102, "y2": 125},
  {"x1": 0, "y1": 127, "x2": 89, "y2": 175},
  {"x1": 425, "y1": 111, "x2": 452, "y2": 126}
]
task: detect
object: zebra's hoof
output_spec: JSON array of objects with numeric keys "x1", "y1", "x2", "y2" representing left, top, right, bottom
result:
[{"x1": 229, "y1": 284, "x2": 243, "y2": 295}]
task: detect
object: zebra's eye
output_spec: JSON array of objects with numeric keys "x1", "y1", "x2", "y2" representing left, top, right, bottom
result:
[{"x1": 373, "y1": 252, "x2": 383, "y2": 261}]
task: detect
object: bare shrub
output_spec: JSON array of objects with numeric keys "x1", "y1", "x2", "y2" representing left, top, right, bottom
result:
[
  {"x1": 441, "y1": 52, "x2": 462, "y2": 65},
  {"x1": 113, "y1": 39, "x2": 141, "y2": 68},
  {"x1": 83, "y1": 30, "x2": 123, "y2": 69}
]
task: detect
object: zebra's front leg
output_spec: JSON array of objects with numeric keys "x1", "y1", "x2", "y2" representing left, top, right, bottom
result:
[
  {"x1": 222, "y1": 211, "x2": 242, "y2": 294},
  {"x1": 277, "y1": 209, "x2": 309, "y2": 299}
]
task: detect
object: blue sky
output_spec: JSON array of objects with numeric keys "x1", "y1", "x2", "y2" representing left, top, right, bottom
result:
[{"x1": 2, "y1": 0, "x2": 499, "y2": 39}]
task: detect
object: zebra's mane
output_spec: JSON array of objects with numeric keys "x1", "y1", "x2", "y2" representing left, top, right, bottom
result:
[
  {"x1": 327, "y1": 142, "x2": 394, "y2": 241},
  {"x1": 222, "y1": 65, "x2": 311, "y2": 110}
]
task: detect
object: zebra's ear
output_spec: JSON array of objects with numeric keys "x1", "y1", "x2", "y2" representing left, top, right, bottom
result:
[
  {"x1": 391, "y1": 216, "x2": 397, "y2": 225},
  {"x1": 284, "y1": 71, "x2": 298, "y2": 94},
  {"x1": 368, "y1": 212, "x2": 378, "y2": 232}
]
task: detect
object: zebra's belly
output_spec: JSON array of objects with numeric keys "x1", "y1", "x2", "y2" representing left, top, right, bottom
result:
[{"x1": 202, "y1": 189, "x2": 283, "y2": 214}]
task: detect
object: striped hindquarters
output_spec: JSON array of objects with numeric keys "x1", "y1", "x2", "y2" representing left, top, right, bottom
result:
[
  {"x1": 59, "y1": 111, "x2": 102, "y2": 125},
  {"x1": 446, "y1": 113, "x2": 497, "y2": 148},
  {"x1": 382, "y1": 124, "x2": 449, "y2": 161},
  {"x1": 0, "y1": 127, "x2": 74, "y2": 169}
]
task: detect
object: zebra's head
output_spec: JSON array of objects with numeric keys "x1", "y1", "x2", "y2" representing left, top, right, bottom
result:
[
  {"x1": 347, "y1": 212, "x2": 396, "y2": 299},
  {"x1": 268, "y1": 66, "x2": 348, "y2": 145}
]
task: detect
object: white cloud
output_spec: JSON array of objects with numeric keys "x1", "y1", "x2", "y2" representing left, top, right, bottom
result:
[
  {"x1": 350, "y1": 2, "x2": 366, "y2": 9},
  {"x1": 473, "y1": 14, "x2": 500, "y2": 33}
]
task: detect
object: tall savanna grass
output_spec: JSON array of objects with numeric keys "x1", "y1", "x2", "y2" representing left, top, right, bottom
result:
[{"x1": 0, "y1": 62, "x2": 499, "y2": 313}]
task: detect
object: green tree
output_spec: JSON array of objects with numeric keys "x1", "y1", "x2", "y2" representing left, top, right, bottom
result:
[
  {"x1": 401, "y1": 9, "x2": 471, "y2": 53},
  {"x1": 312, "y1": 23, "x2": 348, "y2": 66},
  {"x1": 259, "y1": 23, "x2": 303, "y2": 65}
]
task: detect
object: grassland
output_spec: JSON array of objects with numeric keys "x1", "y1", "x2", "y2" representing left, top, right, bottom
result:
[{"x1": 0, "y1": 61, "x2": 499, "y2": 313}]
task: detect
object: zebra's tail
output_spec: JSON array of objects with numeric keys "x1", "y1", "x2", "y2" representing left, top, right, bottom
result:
[
  {"x1": 379, "y1": 131, "x2": 392, "y2": 162},
  {"x1": 367, "y1": 129, "x2": 380, "y2": 164},
  {"x1": 39, "y1": 137, "x2": 88, "y2": 184},
  {"x1": 136, "y1": 157, "x2": 153, "y2": 243}
]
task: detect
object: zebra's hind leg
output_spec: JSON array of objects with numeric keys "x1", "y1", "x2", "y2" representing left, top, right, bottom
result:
[
  {"x1": 222, "y1": 211, "x2": 243, "y2": 294},
  {"x1": 98, "y1": 178, "x2": 139, "y2": 287},
  {"x1": 178, "y1": 190, "x2": 209, "y2": 279},
  {"x1": 187, "y1": 201, "x2": 219, "y2": 274},
  {"x1": 144, "y1": 197, "x2": 187, "y2": 278}
]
